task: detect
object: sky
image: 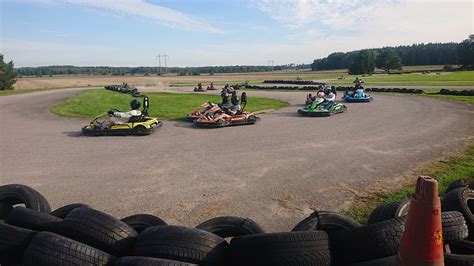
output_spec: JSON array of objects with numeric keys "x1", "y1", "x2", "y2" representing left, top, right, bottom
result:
[{"x1": 0, "y1": 0, "x2": 473, "y2": 67}]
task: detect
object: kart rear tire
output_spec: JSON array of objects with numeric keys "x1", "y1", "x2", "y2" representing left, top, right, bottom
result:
[
  {"x1": 367, "y1": 199, "x2": 410, "y2": 224},
  {"x1": 330, "y1": 217, "x2": 406, "y2": 264},
  {"x1": 6, "y1": 207, "x2": 62, "y2": 232},
  {"x1": 292, "y1": 210, "x2": 360, "y2": 237},
  {"x1": 196, "y1": 216, "x2": 265, "y2": 238},
  {"x1": 230, "y1": 231, "x2": 330, "y2": 266},
  {"x1": 0, "y1": 222, "x2": 37, "y2": 265},
  {"x1": 113, "y1": 256, "x2": 198, "y2": 266},
  {"x1": 121, "y1": 214, "x2": 167, "y2": 233},
  {"x1": 0, "y1": 184, "x2": 51, "y2": 215},
  {"x1": 50, "y1": 203, "x2": 89, "y2": 218},
  {"x1": 23, "y1": 232, "x2": 115, "y2": 266},
  {"x1": 59, "y1": 207, "x2": 138, "y2": 256},
  {"x1": 133, "y1": 225, "x2": 229, "y2": 265}
]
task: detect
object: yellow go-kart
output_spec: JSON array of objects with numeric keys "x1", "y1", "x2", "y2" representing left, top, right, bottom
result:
[{"x1": 81, "y1": 97, "x2": 162, "y2": 136}]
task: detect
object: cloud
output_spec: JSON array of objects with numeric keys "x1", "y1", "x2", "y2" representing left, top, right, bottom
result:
[
  {"x1": 19, "y1": 0, "x2": 224, "y2": 34},
  {"x1": 255, "y1": 0, "x2": 380, "y2": 28}
]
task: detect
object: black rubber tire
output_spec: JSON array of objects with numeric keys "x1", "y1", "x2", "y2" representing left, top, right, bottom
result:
[
  {"x1": 196, "y1": 216, "x2": 265, "y2": 238},
  {"x1": 449, "y1": 240, "x2": 474, "y2": 254},
  {"x1": 346, "y1": 255, "x2": 397, "y2": 266},
  {"x1": 0, "y1": 222, "x2": 37, "y2": 265},
  {"x1": 59, "y1": 207, "x2": 137, "y2": 256},
  {"x1": 230, "y1": 230, "x2": 330, "y2": 266},
  {"x1": 113, "y1": 256, "x2": 198, "y2": 266},
  {"x1": 133, "y1": 125, "x2": 147, "y2": 136},
  {"x1": 442, "y1": 211, "x2": 469, "y2": 243},
  {"x1": 0, "y1": 184, "x2": 51, "y2": 214},
  {"x1": 331, "y1": 216, "x2": 406, "y2": 264},
  {"x1": 50, "y1": 203, "x2": 89, "y2": 218},
  {"x1": 133, "y1": 225, "x2": 229, "y2": 265},
  {"x1": 291, "y1": 210, "x2": 360, "y2": 237},
  {"x1": 0, "y1": 202, "x2": 13, "y2": 219},
  {"x1": 444, "y1": 253, "x2": 474, "y2": 266},
  {"x1": 23, "y1": 232, "x2": 115, "y2": 266},
  {"x1": 442, "y1": 188, "x2": 474, "y2": 240},
  {"x1": 6, "y1": 207, "x2": 62, "y2": 232},
  {"x1": 446, "y1": 179, "x2": 473, "y2": 194},
  {"x1": 121, "y1": 214, "x2": 167, "y2": 233},
  {"x1": 367, "y1": 200, "x2": 410, "y2": 224}
]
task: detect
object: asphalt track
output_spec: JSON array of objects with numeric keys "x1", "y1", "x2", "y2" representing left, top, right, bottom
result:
[{"x1": 1, "y1": 88, "x2": 473, "y2": 231}]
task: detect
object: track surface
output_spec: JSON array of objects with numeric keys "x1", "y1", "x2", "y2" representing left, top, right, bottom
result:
[{"x1": 1, "y1": 88, "x2": 473, "y2": 231}]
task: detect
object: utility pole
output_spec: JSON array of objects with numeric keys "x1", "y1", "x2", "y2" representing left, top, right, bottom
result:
[
  {"x1": 267, "y1": 60, "x2": 274, "y2": 71},
  {"x1": 156, "y1": 54, "x2": 169, "y2": 75}
]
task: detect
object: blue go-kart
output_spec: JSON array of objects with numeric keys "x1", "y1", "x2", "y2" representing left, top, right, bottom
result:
[{"x1": 342, "y1": 89, "x2": 373, "y2": 102}]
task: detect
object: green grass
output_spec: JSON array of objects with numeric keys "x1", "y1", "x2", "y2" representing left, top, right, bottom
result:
[
  {"x1": 51, "y1": 90, "x2": 289, "y2": 120},
  {"x1": 425, "y1": 95, "x2": 474, "y2": 105},
  {"x1": 346, "y1": 144, "x2": 474, "y2": 224},
  {"x1": 329, "y1": 71, "x2": 474, "y2": 86}
]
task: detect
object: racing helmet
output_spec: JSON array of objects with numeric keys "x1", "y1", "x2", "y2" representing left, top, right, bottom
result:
[{"x1": 130, "y1": 99, "x2": 141, "y2": 110}]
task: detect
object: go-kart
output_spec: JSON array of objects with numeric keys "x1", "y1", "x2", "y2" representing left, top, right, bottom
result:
[
  {"x1": 193, "y1": 83, "x2": 206, "y2": 92},
  {"x1": 305, "y1": 91, "x2": 325, "y2": 105},
  {"x1": 82, "y1": 97, "x2": 162, "y2": 136},
  {"x1": 194, "y1": 92, "x2": 259, "y2": 128},
  {"x1": 342, "y1": 89, "x2": 373, "y2": 102},
  {"x1": 185, "y1": 102, "x2": 219, "y2": 122},
  {"x1": 207, "y1": 84, "x2": 217, "y2": 90},
  {"x1": 298, "y1": 98, "x2": 346, "y2": 116}
]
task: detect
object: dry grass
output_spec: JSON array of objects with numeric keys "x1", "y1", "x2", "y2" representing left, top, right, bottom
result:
[{"x1": 15, "y1": 70, "x2": 344, "y2": 90}]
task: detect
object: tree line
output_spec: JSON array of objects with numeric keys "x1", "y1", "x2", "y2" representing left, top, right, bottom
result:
[
  {"x1": 312, "y1": 40, "x2": 474, "y2": 74},
  {"x1": 15, "y1": 64, "x2": 311, "y2": 77}
]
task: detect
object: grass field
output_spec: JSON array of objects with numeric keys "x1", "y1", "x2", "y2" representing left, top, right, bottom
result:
[
  {"x1": 51, "y1": 90, "x2": 289, "y2": 120},
  {"x1": 14, "y1": 66, "x2": 473, "y2": 92},
  {"x1": 346, "y1": 144, "x2": 474, "y2": 224}
]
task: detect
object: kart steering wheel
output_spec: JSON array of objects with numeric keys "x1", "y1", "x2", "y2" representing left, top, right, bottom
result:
[{"x1": 108, "y1": 108, "x2": 121, "y2": 116}]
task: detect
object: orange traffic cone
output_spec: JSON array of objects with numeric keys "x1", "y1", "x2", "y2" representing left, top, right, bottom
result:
[{"x1": 396, "y1": 176, "x2": 444, "y2": 266}]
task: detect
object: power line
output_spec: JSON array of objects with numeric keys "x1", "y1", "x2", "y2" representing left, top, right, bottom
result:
[{"x1": 156, "y1": 54, "x2": 170, "y2": 75}]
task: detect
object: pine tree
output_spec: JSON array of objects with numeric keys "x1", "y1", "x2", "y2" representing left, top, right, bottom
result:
[
  {"x1": 376, "y1": 49, "x2": 403, "y2": 73},
  {"x1": 348, "y1": 50, "x2": 375, "y2": 75},
  {"x1": 456, "y1": 39, "x2": 474, "y2": 69},
  {"x1": 0, "y1": 54, "x2": 17, "y2": 90}
]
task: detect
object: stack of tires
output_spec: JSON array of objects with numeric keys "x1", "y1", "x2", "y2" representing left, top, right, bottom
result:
[
  {"x1": 1, "y1": 180, "x2": 473, "y2": 266},
  {"x1": 439, "y1": 89, "x2": 474, "y2": 96},
  {"x1": 105, "y1": 85, "x2": 141, "y2": 97},
  {"x1": 262, "y1": 80, "x2": 322, "y2": 85},
  {"x1": 363, "y1": 87, "x2": 424, "y2": 94}
]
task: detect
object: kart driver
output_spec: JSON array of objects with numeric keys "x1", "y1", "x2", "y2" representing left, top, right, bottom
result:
[
  {"x1": 322, "y1": 87, "x2": 336, "y2": 110},
  {"x1": 229, "y1": 91, "x2": 241, "y2": 114},
  {"x1": 100, "y1": 99, "x2": 142, "y2": 129}
]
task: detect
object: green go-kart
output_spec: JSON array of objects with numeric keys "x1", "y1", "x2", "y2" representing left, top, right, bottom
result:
[{"x1": 297, "y1": 98, "x2": 347, "y2": 116}]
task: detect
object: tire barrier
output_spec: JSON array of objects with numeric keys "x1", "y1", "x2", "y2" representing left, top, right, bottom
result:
[
  {"x1": 263, "y1": 80, "x2": 323, "y2": 85},
  {"x1": 1, "y1": 182, "x2": 473, "y2": 265},
  {"x1": 439, "y1": 89, "x2": 474, "y2": 96},
  {"x1": 244, "y1": 84, "x2": 323, "y2": 90},
  {"x1": 105, "y1": 84, "x2": 142, "y2": 97}
]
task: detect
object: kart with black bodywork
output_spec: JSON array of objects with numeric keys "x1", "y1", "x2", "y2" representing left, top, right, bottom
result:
[
  {"x1": 298, "y1": 98, "x2": 346, "y2": 116},
  {"x1": 82, "y1": 96, "x2": 162, "y2": 136},
  {"x1": 194, "y1": 92, "x2": 259, "y2": 128}
]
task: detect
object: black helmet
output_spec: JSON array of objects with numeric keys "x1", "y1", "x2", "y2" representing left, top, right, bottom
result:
[{"x1": 130, "y1": 99, "x2": 141, "y2": 110}]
